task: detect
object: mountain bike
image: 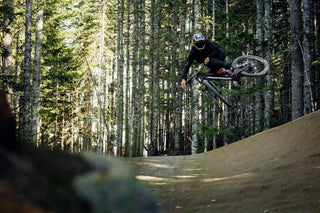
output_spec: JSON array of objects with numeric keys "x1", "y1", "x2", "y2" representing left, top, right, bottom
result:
[{"x1": 186, "y1": 55, "x2": 270, "y2": 107}]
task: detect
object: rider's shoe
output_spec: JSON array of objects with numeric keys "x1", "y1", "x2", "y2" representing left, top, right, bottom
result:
[
  {"x1": 217, "y1": 67, "x2": 242, "y2": 85},
  {"x1": 217, "y1": 68, "x2": 233, "y2": 77}
]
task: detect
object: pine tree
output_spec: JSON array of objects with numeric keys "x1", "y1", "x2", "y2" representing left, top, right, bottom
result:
[
  {"x1": 290, "y1": 0, "x2": 304, "y2": 120},
  {"x1": 31, "y1": 3, "x2": 44, "y2": 145},
  {"x1": 116, "y1": 0, "x2": 124, "y2": 156},
  {"x1": 21, "y1": 0, "x2": 34, "y2": 142},
  {"x1": 2, "y1": 0, "x2": 14, "y2": 100},
  {"x1": 302, "y1": 0, "x2": 314, "y2": 114}
]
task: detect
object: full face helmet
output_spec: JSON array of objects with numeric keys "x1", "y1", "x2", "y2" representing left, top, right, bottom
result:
[{"x1": 192, "y1": 33, "x2": 205, "y2": 50}]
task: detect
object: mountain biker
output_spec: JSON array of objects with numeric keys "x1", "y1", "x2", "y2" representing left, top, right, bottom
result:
[{"x1": 181, "y1": 33, "x2": 233, "y2": 90}]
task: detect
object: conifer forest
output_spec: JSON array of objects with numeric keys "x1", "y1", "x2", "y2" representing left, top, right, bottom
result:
[{"x1": 1, "y1": 0, "x2": 319, "y2": 157}]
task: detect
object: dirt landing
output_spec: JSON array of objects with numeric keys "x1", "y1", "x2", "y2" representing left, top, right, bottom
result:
[{"x1": 128, "y1": 110, "x2": 320, "y2": 213}]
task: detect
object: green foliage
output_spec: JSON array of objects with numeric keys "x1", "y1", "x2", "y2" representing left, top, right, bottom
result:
[{"x1": 215, "y1": 31, "x2": 256, "y2": 58}]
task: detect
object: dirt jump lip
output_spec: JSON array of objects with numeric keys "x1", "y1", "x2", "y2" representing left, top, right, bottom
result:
[{"x1": 128, "y1": 110, "x2": 320, "y2": 213}]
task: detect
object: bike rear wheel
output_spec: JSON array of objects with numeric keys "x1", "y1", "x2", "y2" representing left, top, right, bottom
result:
[
  {"x1": 202, "y1": 79, "x2": 232, "y2": 107},
  {"x1": 232, "y1": 55, "x2": 269, "y2": 77}
]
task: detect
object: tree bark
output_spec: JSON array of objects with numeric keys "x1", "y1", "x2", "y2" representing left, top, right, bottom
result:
[
  {"x1": 191, "y1": 0, "x2": 201, "y2": 154},
  {"x1": 116, "y1": 0, "x2": 124, "y2": 156},
  {"x1": 212, "y1": 0, "x2": 215, "y2": 40},
  {"x1": 255, "y1": 0, "x2": 264, "y2": 133},
  {"x1": 148, "y1": 0, "x2": 161, "y2": 156},
  {"x1": 264, "y1": 0, "x2": 273, "y2": 130},
  {"x1": 138, "y1": 0, "x2": 146, "y2": 156},
  {"x1": 303, "y1": 0, "x2": 314, "y2": 114},
  {"x1": 129, "y1": 0, "x2": 140, "y2": 156},
  {"x1": 31, "y1": 6, "x2": 43, "y2": 145},
  {"x1": 2, "y1": 0, "x2": 14, "y2": 100},
  {"x1": 22, "y1": 0, "x2": 34, "y2": 141},
  {"x1": 290, "y1": 0, "x2": 304, "y2": 120}
]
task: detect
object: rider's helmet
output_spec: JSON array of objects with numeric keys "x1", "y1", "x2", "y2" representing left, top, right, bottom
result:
[{"x1": 192, "y1": 33, "x2": 206, "y2": 50}]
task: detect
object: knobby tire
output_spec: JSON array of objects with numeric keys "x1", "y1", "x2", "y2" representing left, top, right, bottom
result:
[{"x1": 232, "y1": 55, "x2": 269, "y2": 77}]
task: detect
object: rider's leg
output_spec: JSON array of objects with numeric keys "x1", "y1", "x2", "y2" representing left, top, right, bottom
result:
[
  {"x1": 205, "y1": 58, "x2": 234, "y2": 77},
  {"x1": 206, "y1": 57, "x2": 231, "y2": 70}
]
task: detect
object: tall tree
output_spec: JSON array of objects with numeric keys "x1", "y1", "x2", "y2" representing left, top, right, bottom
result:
[
  {"x1": 129, "y1": 0, "x2": 139, "y2": 156},
  {"x1": 124, "y1": 0, "x2": 131, "y2": 157},
  {"x1": 116, "y1": 0, "x2": 124, "y2": 156},
  {"x1": 315, "y1": 0, "x2": 320, "y2": 110},
  {"x1": 2, "y1": 0, "x2": 14, "y2": 101},
  {"x1": 148, "y1": 0, "x2": 155, "y2": 156},
  {"x1": 211, "y1": 0, "x2": 217, "y2": 150},
  {"x1": 290, "y1": 0, "x2": 304, "y2": 120},
  {"x1": 31, "y1": 3, "x2": 44, "y2": 145},
  {"x1": 223, "y1": 0, "x2": 230, "y2": 144},
  {"x1": 174, "y1": 0, "x2": 183, "y2": 152},
  {"x1": 255, "y1": 0, "x2": 264, "y2": 133},
  {"x1": 138, "y1": 0, "x2": 146, "y2": 156},
  {"x1": 212, "y1": 0, "x2": 216, "y2": 40},
  {"x1": 149, "y1": 0, "x2": 161, "y2": 156},
  {"x1": 21, "y1": 0, "x2": 34, "y2": 141},
  {"x1": 302, "y1": 0, "x2": 314, "y2": 114},
  {"x1": 264, "y1": 0, "x2": 272, "y2": 130},
  {"x1": 191, "y1": 0, "x2": 201, "y2": 155}
]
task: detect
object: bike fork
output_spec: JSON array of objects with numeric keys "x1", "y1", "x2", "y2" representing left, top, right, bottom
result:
[{"x1": 210, "y1": 81, "x2": 222, "y2": 95}]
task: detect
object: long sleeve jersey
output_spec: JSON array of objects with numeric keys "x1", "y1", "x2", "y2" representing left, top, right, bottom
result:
[{"x1": 181, "y1": 39, "x2": 226, "y2": 80}]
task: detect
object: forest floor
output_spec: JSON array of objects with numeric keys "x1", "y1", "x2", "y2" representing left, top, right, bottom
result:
[{"x1": 127, "y1": 110, "x2": 320, "y2": 213}]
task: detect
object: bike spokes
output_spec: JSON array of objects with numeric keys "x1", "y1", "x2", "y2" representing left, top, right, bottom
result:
[{"x1": 232, "y1": 55, "x2": 269, "y2": 77}]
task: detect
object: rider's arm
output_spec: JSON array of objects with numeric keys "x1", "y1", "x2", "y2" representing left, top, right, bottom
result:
[
  {"x1": 181, "y1": 51, "x2": 195, "y2": 80},
  {"x1": 181, "y1": 56, "x2": 193, "y2": 90},
  {"x1": 181, "y1": 59, "x2": 193, "y2": 80}
]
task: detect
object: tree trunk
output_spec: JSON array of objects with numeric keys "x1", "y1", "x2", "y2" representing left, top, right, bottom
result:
[
  {"x1": 303, "y1": 0, "x2": 314, "y2": 114},
  {"x1": 97, "y1": 2, "x2": 106, "y2": 154},
  {"x1": 2, "y1": 0, "x2": 14, "y2": 102},
  {"x1": 226, "y1": 0, "x2": 229, "y2": 38},
  {"x1": 191, "y1": 79, "x2": 199, "y2": 155},
  {"x1": 31, "y1": 6, "x2": 43, "y2": 145},
  {"x1": 174, "y1": 0, "x2": 182, "y2": 152},
  {"x1": 22, "y1": 0, "x2": 34, "y2": 142},
  {"x1": 223, "y1": 0, "x2": 230, "y2": 144},
  {"x1": 255, "y1": 0, "x2": 264, "y2": 133},
  {"x1": 212, "y1": 0, "x2": 215, "y2": 40},
  {"x1": 315, "y1": 0, "x2": 320, "y2": 110},
  {"x1": 129, "y1": 0, "x2": 139, "y2": 156},
  {"x1": 148, "y1": 0, "x2": 160, "y2": 156},
  {"x1": 138, "y1": 0, "x2": 146, "y2": 156},
  {"x1": 148, "y1": 0, "x2": 155, "y2": 156},
  {"x1": 264, "y1": 0, "x2": 273, "y2": 130},
  {"x1": 116, "y1": 0, "x2": 124, "y2": 156},
  {"x1": 124, "y1": 0, "x2": 131, "y2": 157},
  {"x1": 290, "y1": 0, "x2": 304, "y2": 120},
  {"x1": 191, "y1": 0, "x2": 201, "y2": 154}
]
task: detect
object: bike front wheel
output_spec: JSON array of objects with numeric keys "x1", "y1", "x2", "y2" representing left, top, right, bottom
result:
[{"x1": 232, "y1": 55, "x2": 269, "y2": 77}]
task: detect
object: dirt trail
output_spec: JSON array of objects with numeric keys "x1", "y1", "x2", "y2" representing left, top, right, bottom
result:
[{"x1": 127, "y1": 110, "x2": 320, "y2": 213}]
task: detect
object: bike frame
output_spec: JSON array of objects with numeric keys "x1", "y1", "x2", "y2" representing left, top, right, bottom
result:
[
  {"x1": 193, "y1": 72, "x2": 233, "y2": 107},
  {"x1": 188, "y1": 63, "x2": 250, "y2": 107},
  {"x1": 188, "y1": 60, "x2": 251, "y2": 83}
]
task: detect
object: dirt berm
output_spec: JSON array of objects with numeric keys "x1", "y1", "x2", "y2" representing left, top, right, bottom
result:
[{"x1": 128, "y1": 110, "x2": 320, "y2": 213}]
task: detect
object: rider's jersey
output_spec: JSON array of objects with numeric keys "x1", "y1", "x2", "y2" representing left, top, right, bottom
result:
[{"x1": 181, "y1": 39, "x2": 226, "y2": 80}]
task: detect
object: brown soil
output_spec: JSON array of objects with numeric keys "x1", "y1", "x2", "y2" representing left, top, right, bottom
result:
[{"x1": 127, "y1": 110, "x2": 320, "y2": 213}]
